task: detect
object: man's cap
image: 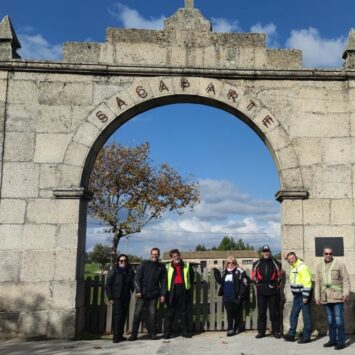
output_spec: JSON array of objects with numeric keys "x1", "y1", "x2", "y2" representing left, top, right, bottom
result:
[{"x1": 262, "y1": 245, "x2": 271, "y2": 252}]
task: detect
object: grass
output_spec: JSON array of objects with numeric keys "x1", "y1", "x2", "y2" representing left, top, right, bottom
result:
[{"x1": 84, "y1": 263, "x2": 102, "y2": 279}]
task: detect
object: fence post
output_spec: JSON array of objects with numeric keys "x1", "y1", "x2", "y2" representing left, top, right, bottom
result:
[
  {"x1": 209, "y1": 270, "x2": 215, "y2": 331},
  {"x1": 202, "y1": 267, "x2": 208, "y2": 331},
  {"x1": 195, "y1": 267, "x2": 201, "y2": 332}
]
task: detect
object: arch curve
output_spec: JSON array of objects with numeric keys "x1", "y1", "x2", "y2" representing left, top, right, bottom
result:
[{"x1": 62, "y1": 77, "x2": 304, "y2": 195}]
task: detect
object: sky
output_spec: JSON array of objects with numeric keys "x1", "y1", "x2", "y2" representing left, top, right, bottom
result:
[{"x1": 2, "y1": 1, "x2": 353, "y2": 256}]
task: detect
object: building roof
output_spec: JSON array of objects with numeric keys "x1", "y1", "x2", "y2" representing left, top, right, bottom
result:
[{"x1": 162, "y1": 250, "x2": 259, "y2": 260}]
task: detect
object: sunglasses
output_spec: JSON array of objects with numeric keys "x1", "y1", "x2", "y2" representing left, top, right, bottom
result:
[
  {"x1": 119, "y1": 259, "x2": 128, "y2": 263},
  {"x1": 324, "y1": 253, "x2": 333, "y2": 256}
]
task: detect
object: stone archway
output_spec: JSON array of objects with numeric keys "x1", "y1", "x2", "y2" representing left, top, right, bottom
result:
[{"x1": 1, "y1": 1, "x2": 355, "y2": 339}]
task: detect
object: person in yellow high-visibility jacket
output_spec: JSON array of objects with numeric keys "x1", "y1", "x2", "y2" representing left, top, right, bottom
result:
[
  {"x1": 283, "y1": 252, "x2": 313, "y2": 344},
  {"x1": 164, "y1": 249, "x2": 194, "y2": 339}
]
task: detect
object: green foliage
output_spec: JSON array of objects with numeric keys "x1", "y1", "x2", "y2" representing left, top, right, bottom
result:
[
  {"x1": 88, "y1": 142, "x2": 200, "y2": 260},
  {"x1": 195, "y1": 244, "x2": 208, "y2": 251},
  {"x1": 195, "y1": 236, "x2": 254, "y2": 251},
  {"x1": 88, "y1": 244, "x2": 112, "y2": 270}
]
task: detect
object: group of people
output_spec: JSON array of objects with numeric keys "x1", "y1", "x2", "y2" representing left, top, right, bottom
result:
[
  {"x1": 105, "y1": 245, "x2": 351, "y2": 351},
  {"x1": 252, "y1": 245, "x2": 351, "y2": 351}
]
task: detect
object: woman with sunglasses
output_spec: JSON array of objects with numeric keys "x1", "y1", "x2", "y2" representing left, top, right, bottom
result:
[
  {"x1": 106, "y1": 254, "x2": 135, "y2": 343},
  {"x1": 213, "y1": 256, "x2": 249, "y2": 336}
]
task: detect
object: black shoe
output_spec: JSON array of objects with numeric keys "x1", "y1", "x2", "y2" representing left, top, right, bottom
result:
[
  {"x1": 227, "y1": 330, "x2": 236, "y2": 337},
  {"x1": 323, "y1": 341, "x2": 337, "y2": 348},
  {"x1": 298, "y1": 338, "x2": 311, "y2": 344},
  {"x1": 273, "y1": 332, "x2": 282, "y2": 339},
  {"x1": 283, "y1": 334, "x2": 296, "y2": 342},
  {"x1": 335, "y1": 345, "x2": 345, "y2": 350},
  {"x1": 149, "y1": 334, "x2": 159, "y2": 340},
  {"x1": 255, "y1": 333, "x2": 265, "y2": 339},
  {"x1": 128, "y1": 335, "x2": 137, "y2": 341},
  {"x1": 163, "y1": 334, "x2": 171, "y2": 339},
  {"x1": 182, "y1": 332, "x2": 192, "y2": 338},
  {"x1": 112, "y1": 338, "x2": 119, "y2": 343}
]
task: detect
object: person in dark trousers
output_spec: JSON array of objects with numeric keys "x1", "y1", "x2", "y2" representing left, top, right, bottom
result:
[
  {"x1": 251, "y1": 245, "x2": 282, "y2": 339},
  {"x1": 164, "y1": 249, "x2": 195, "y2": 339},
  {"x1": 105, "y1": 254, "x2": 135, "y2": 343},
  {"x1": 214, "y1": 256, "x2": 249, "y2": 336},
  {"x1": 128, "y1": 247, "x2": 167, "y2": 341}
]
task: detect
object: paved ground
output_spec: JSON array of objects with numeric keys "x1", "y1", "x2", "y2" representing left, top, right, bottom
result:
[{"x1": 0, "y1": 332, "x2": 354, "y2": 355}]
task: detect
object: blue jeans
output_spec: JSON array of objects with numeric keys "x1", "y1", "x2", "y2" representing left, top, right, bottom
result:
[
  {"x1": 323, "y1": 303, "x2": 345, "y2": 346},
  {"x1": 288, "y1": 294, "x2": 312, "y2": 339}
]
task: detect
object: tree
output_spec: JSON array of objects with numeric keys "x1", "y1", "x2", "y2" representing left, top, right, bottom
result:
[
  {"x1": 195, "y1": 244, "x2": 207, "y2": 251},
  {"x1": 89, "y1": 244, "x2": 111, "y2": 270},
  {"x1": 194, "y1": 236, "x2": 255, "y2": 251},
  {"x1": 88, "y1": 142, "x2": 200, "y2": 261}
]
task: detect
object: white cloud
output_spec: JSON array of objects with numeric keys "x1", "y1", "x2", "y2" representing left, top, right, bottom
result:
[
  {"x1": 286, "y1": 27, "x2": 346, "y2": 68},
  {"x1": 18, "y1": 33, "x2": 62, "y2": 60},
  {"x1": 109, "y1": 3, "x2": 165, "y2": 30},
  {"x1": 250, "y1": 22, "x2": 278, "y2": 47},
  {"x1": 86, "y1": 178, "x2": 280, "y2": 256},
  {"x1": 212, "y1": 17, "x2": 241, "y2": 33}
]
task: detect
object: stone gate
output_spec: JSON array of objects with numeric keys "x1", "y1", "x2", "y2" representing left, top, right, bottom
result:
[{"x1": 0, "y1": 2, "x2": 355, "y2": 338}]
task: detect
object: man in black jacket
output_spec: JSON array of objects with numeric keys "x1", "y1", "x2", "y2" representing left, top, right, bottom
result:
[
  {"x1": 164, "y1": 249, "x2": 195, "y2": 339},
  {"x1": 251, "y1": 245, "x2": 282, "y2": 339},
  {"x1": 128, "y1": 247, "x2": 167, "y2": 341},
  {"x1": 105, "y1": 254, "x2": 135, "y2": 343}
]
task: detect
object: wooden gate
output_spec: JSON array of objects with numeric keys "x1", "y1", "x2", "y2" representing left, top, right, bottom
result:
[{"x1": 84, "y1": 267, "x2": 262, "y2": 335}]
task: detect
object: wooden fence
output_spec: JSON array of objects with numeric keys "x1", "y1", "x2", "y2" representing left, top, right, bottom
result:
[{"x1": 84, "y1": 268, "x2": 266, "y2": 335}]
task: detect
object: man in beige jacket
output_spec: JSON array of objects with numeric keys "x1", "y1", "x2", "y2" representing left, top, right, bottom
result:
[{"x1": 315, "y1": 247, "x2": 351, "y2": 350}]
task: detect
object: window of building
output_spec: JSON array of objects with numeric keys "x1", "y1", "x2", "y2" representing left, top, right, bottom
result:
[
  {"x1": 201, "y1": 260, "x2": 206, "y2": 271},
  {"x1": 242, "y1": 259, "x2": 254, "y2": 264},
  {"x1": 214, "y1": 260, "x2": 218, "y2": 265}
]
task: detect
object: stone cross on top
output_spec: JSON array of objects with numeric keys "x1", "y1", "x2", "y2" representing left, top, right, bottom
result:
[{"x1": 185, "y1": 0, "x2": 194, "y2": 9}]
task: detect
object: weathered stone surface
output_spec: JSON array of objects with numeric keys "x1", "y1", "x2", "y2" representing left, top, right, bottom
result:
[
  {"x1": 54, "y1": 249, "x2": 77, "y2": 281},
  {"x1": 26, "y1": 199, "x2": 80, "y2": 224},
  {"x1": 303, "y1": 199, "x2": 330, "y2": 225},
  {"x1": 0, "y1": 199, "x2": 26, "y2": 224},
  {"x1": 35, "y1": 105, "x2": 72, "y2": 133},
  {"x1": 321, "y1": 138, "x2": 353, "y2": 165},
  {"x1": 56, "y1": 224, "x2": 79, "y2": 249},
  {"x1": 0, "y1": 251, "x2": 21, "y2": 282},
  {"x1": 7, "y1": 80, "x2": 38, "y2": 104},
  {"x1": 314, "y1": 165, "x2": 352, "y2": 199},
  {"x1": 6, "y1": 103, "x2": 38, "y2": 132},
  {"x1": 331, "y1": 199, "x2": 353, "y2": 225},
  {"x1": 294, "y1": 138, "x2": 322, "y2": 166},
  {"x1": 4, "y1": 131, "x2": 35, "y2": 161},
  {"x1": 0, "y1": 282, "x2": 51, "y2": 312},
  {"x1": 34, "y1": 133, "x2": 71, "y2": 163},
  {"x1": 52, "y1": 281, "x2": 76, "y2": 309},
  {"x1": 18, "y1": 311, "x2": 49, "y2": 337},
  {"x1": 0, "y1": 225, "x2": 22, "y2": 250},
  {"x1": 281, "y1": 200, "x2": 303, "y2": 225},
  {"x1": 21, "y1": 250, "x2": 55, "y2": 282},
  {"x1": 39, "y1": 164, "x2": 61, "y2": 189},
  {"x1": 38, "y1": 82, "x2": 92, "y2": 106},
  {"x1": 22, "y1": 224, "x2": 56, "y2": 250},
  {"x1": 1, "y1": 163, "x2": 39, "y2": 198}
]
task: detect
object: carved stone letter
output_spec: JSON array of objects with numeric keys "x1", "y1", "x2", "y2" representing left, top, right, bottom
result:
[
  {"x1": 116, "y1": 97, "x2": 127, "y2": 110},
  {"x1": 262, "y1": 115, "x2": 274, "y2": 128},
  {"x1": 227, "y1": 89, "x2": 238, "y2": 102},
  {"x1": 206, "y1": 83, "x2": 216, "y2": 95},
  {"x1": 136, "y1": 86, "x2": 148, "y2": 98},
  {"x1": 247, "y1": 101, "x2": 256, "y2": 111},
  {"x1": 181, "y1": 78, "x2": 190, "y2": 91},
  {"x1": 96, "y1": 111, "x2": 108, "y2": 123},
  {"x1": 159, "y1": 80, "x2": 169, "y2": 93}
]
